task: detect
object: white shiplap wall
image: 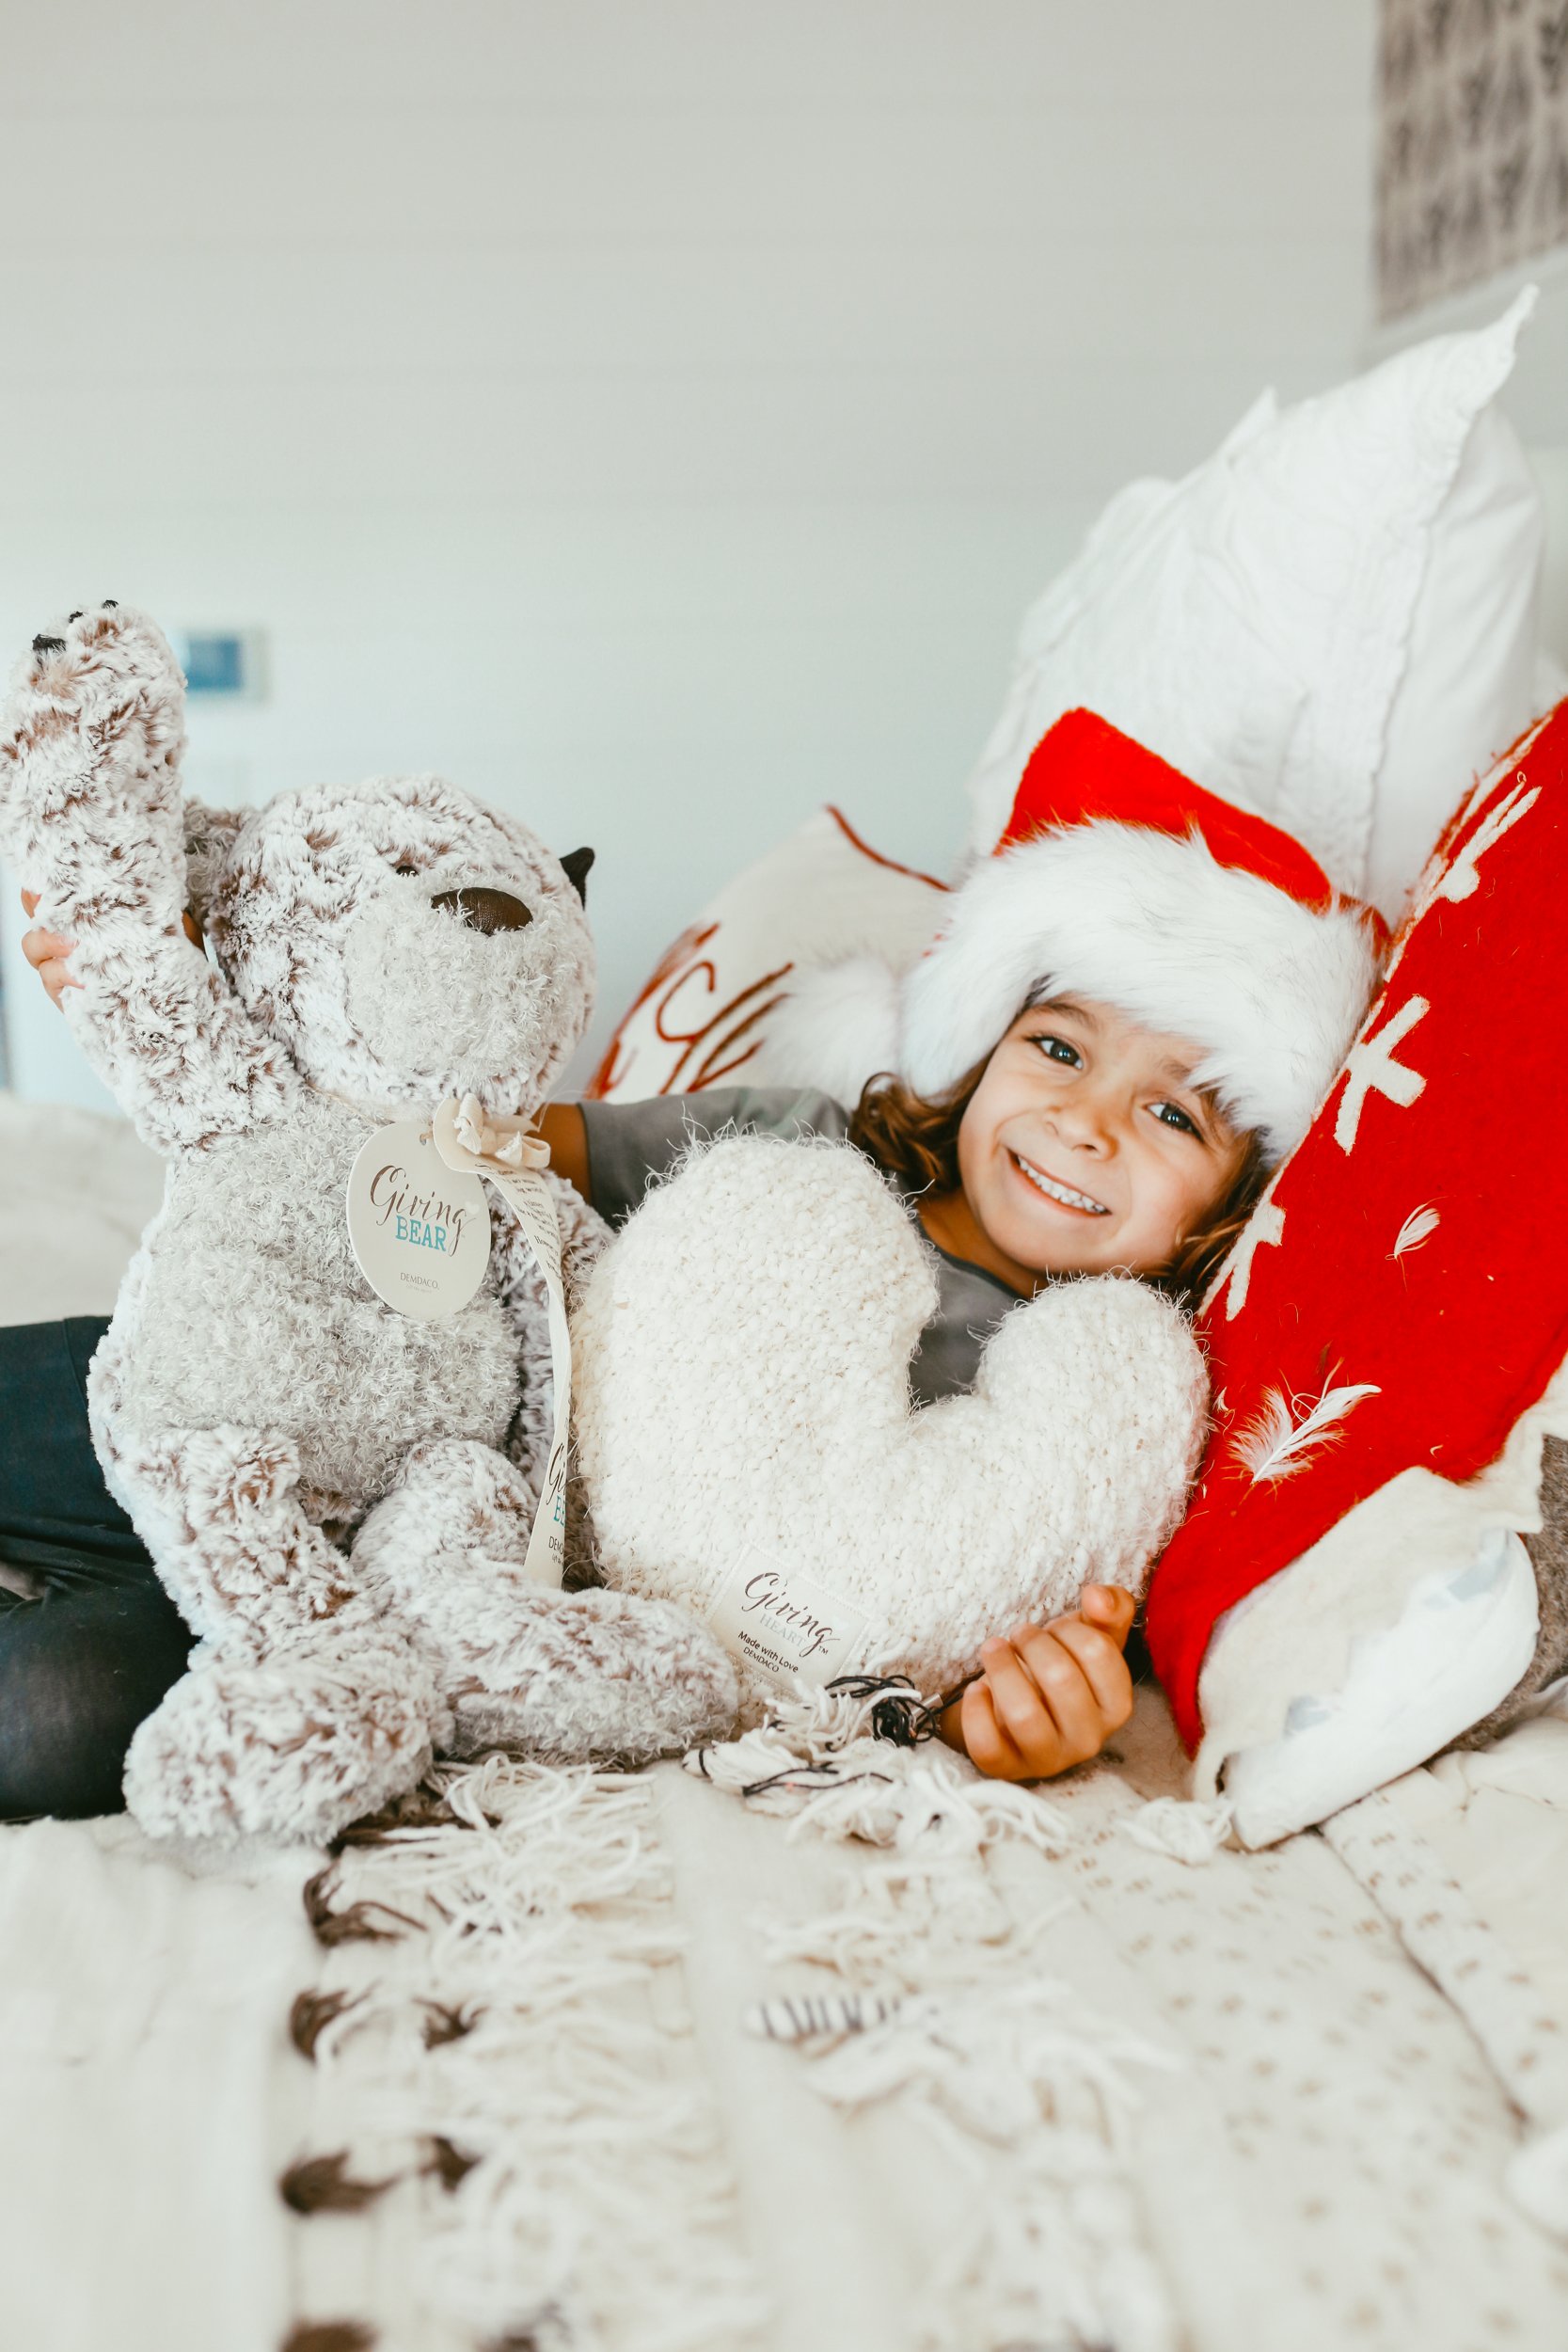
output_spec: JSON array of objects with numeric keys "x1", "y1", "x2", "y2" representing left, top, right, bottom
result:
[{"x1": 0, "y1": 0, "x2": 1376, "y2": 1104}]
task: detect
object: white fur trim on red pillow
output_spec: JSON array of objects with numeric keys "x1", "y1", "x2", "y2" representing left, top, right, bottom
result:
[{"x1": 899, "y1": 822, "x2": 1383, "y2": 1161}]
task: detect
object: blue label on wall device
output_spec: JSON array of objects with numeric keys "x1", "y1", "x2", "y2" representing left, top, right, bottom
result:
[{"x1": 169, "y1": 629, "x2": 265, "y2": 699}]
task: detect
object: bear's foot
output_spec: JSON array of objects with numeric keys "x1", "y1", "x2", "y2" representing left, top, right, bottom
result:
[
  {"x1": 442, "y1": 1585, "x2": 739, "y2": 1768},
  {"x1": 353, "y1": 1437, "x2": 540, "y2": 1646},
  {"x1": 123, "y1": 1633, "x2": 449, "y2": 1847},
  {"x1": 353, "y1": 1438, "x2": 739, "y2": 1765}
]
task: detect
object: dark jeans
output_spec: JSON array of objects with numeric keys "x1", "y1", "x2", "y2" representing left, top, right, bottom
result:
[{"x1": 0, "y1": 1318, "x2": 193, "y2": 1820}]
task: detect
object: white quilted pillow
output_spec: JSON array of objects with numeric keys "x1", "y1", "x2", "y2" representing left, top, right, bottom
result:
[
  {"x1": 962, "y1": 291, "x2": 1543, "y2": 915},
  {"x1": 1368, "y1": 400, "x2": 1544, "y2": 915}
]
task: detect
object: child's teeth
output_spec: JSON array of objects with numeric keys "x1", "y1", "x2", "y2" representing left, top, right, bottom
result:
[{"x1": 1018, "y1": 1157, "x2": 1108, "y2": 1215}]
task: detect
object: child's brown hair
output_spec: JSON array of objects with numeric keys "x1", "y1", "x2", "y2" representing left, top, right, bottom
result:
[{"x1": 847, "y1": 1064, "x2": 1268, "y2": 1310}]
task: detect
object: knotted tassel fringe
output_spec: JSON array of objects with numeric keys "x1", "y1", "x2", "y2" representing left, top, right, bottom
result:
[
  {"x1": 281, "y1": 1754, "x2": 767, "y2": 2350},
  {"x1": 688, "y1": 1672, "x2": 1073, "y2": 1857},
  {"x1": 689, "y1": 1675, "x2": 1184, "y2": 2352}
]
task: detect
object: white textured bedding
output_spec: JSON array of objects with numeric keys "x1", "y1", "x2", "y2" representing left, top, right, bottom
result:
[{"x1": 5, "y1": 1090, "x2": 1568, "y2": 2352}]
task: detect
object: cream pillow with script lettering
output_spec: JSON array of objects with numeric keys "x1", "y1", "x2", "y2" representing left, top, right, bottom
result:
[
  {"x1": 573, "y1": 1134, "x2": 1208, "y2": 1714},
  {"x1": 582, "y1": 806, "x2": 946, "y2": 1107}
]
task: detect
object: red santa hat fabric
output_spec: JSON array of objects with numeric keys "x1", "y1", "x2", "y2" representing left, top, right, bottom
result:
[{"x1": 898, "y1": 710, "x2": 1387, "y2": 1162}]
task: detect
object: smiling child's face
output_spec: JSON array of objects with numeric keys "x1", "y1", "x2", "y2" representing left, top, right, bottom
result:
[{"x1": 943, "y1": 994, "x2": 1251, "y2": 1292}]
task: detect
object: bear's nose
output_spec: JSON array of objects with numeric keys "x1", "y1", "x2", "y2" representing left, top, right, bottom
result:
[{"x1": 430, "y1": 887, "x2": 533, "y2": 935}]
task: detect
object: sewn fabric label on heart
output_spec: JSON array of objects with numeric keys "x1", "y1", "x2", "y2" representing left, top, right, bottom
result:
[
  {"x1": 345, "y1": 1119, "x2": 491, "y2": 1321},
  {"x1": 705, "y1": 1545, "x2": 872, "y2": 1690}
]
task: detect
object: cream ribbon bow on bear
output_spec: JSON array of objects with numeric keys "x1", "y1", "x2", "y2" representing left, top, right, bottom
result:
[
  {"x1": 442, "y1": 1093, "x2": 552, "y2": 1176},
  {"x1": 431, "y1": 1093, "x2": 572, "y2": 1588}
]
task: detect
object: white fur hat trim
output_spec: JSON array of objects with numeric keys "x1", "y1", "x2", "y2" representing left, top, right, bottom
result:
[{"x1": 899, "y1": 819, "x2": 1383, "y2": 1162}]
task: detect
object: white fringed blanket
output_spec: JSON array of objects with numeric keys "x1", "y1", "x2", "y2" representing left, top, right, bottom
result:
[{"x1": 6, "y1": 1093, "x2": 1568, "y2": 2351}]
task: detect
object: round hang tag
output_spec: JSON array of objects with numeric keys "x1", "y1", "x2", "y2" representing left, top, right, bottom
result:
[{"x1": 345, "y1": 1119, "x2": 491, "y2": 1321}]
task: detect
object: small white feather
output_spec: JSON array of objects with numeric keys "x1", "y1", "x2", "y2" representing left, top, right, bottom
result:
[
  {"x1": 1391, "y1": 1202, "x2": 1440, "y2": 1259},
  {"x1": 1235, "y1": 1381, "x2": 1381, "y2": 1485}
]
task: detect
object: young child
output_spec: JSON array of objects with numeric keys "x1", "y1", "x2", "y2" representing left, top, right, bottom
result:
[{"x1": 11, "y1": 710, "x2": 1383, "y2": 1813}]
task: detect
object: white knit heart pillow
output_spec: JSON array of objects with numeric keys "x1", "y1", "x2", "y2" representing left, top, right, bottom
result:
[{"x1": 572, "y1": 1134, "x2": 1209, "y2": 1713}]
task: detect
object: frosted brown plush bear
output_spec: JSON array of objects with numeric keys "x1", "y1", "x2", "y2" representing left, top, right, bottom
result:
[{"x1": 0, "y1": 602, "x2": 736, "y2": 1843}]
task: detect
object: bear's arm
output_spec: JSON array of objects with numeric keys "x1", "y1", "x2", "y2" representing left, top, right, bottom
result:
[{"x1": 1, "y1": 608, "x2": 294, "y2": 1156}]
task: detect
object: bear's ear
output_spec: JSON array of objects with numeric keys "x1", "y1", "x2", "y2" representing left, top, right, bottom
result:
[{"x1": 560, "y1": 846, "x2": 595, "y2": 905}]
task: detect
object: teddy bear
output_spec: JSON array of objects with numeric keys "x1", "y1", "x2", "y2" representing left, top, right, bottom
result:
[
  {"x1": 572, "y1": 1130, "x2": 1210, "y2": 1717},
  {"x1": 0, "y1": 600, "x2": 737, "y2": 1844}
]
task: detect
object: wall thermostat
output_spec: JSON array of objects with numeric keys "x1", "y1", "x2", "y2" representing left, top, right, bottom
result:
[{"x1": 167, "y1": 628, "x2": 267, "y2": 700}]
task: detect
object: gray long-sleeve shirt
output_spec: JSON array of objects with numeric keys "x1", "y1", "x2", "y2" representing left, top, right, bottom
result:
[{"x1": 577, "y1": 1085, "x2": 1018, "y2": 1409}]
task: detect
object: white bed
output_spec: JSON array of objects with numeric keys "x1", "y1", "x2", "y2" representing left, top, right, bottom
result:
[{"x1": 5, "y1": 1089, "x2": 1568, "y2": 2352}]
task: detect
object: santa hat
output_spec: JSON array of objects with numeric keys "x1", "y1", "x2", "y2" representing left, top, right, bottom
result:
[{"x1": 774, "y1": 710, "x2": 1386, "y2": 1163}]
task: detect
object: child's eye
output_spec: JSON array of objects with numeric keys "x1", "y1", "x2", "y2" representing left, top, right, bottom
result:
[
  {"x1": 1028, "y1": 1033, "x2": 1082, "y2": 1069},
  {"x1": 1151, "y1": 1101, "x2": 1200, "y2": 1137}
]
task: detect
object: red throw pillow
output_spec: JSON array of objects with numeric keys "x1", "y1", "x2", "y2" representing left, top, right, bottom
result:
[{"x1": 1146, "y1": 701, "x2": 1568, "y2": 1754}]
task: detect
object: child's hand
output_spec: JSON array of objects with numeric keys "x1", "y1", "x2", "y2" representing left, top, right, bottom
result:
[
  {"x1": 942, "y1": 1583, "x2": 1137, "y2": 1781},
  {"x1": 20, "y1": 889, "x2": 78, "y2": 1008}
]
